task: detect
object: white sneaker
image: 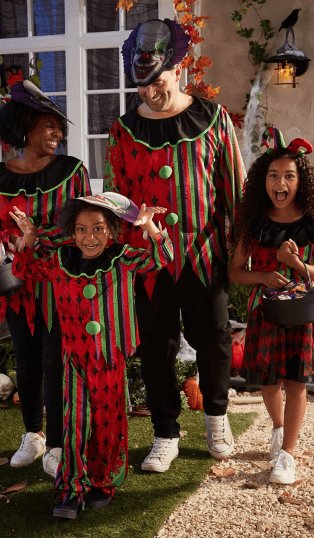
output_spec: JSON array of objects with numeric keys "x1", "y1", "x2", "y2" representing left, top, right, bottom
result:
[
  {"x1": 43, "y1": 447, "x2": 62, "y2": 478},
  {"x1": 270, "y1": 449, "x2": 296, "y2": 484},
  {"x1": 270, "y1": 427, "x2": 284, "y2": 461},
  {"x1": 10, "y1": 432, "x2": 46, "y2": 468},
  {"x1": 205, "y1": 414, "x2": 234, "y2": 459},
  {"x1": 141, "y1": 437, "x2": 179, "y2": 472}
]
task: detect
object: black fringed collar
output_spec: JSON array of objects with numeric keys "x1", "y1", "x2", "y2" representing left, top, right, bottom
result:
[
  {"x1": 119, "y1": 97, "x2": 219, "y2": 148},
  {"x1": 0, "y1": 155, "x2": 82, "y2": 196}
]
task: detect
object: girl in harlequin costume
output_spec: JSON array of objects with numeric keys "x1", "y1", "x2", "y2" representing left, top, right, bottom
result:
[
  {"x1": 10, "y1": 193, "x2": 173, "y2": 519},
  {"x1": 230, "y1": 127, "x2": 314, "y2": 485}
]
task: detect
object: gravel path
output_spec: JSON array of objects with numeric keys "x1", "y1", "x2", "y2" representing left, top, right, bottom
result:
[{"x1": 156, "y1": 394, "x2": 314, "y2": 538}]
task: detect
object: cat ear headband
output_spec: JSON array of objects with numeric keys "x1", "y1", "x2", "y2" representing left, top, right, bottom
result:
[{"x1": 261, "y1": 126, "x2": 313, "y2": 155}]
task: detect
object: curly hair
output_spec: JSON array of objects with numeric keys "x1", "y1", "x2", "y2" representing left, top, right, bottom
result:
[
  {"x1": 0, "y1": 101, "x2": 68, "y2": 149},
  {"x1": 59, "y1": 199, "x2": 121, "y2": 242},
  {"x1": 236, "y1": 148, "x2": 314, "y2": 252}
]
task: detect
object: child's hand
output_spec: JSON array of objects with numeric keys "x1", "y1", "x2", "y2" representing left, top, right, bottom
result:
[
  {"x1": 276, "y1": 239, "x2": 298, "y2": 265},
  {"x1": 9, "y1": 206, "x2": 37, "y2": 237},
  {"x1": 262, "y1": 271, "x2": 290, "y2": 288},
  {"x1": 133, "y1": 204, "x2": 167, "y2": 227}
]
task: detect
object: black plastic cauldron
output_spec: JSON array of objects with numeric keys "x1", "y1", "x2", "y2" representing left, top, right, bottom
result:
[{"x1": 0, "y1": 262, "x2": 24, "y2": 296}]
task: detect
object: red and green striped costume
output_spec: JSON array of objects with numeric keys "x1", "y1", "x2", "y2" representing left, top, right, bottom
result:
[
  {"x1": 104, "y1": 98, "x2": 244, "y2": 296},
  {"x1": 13, "y1": 235, "x2": 173, "y2": 503},
  {"x1": 0, "y1": 156, "x2": 91, "y2": 331}
]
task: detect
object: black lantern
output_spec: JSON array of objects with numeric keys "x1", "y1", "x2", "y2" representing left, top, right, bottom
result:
[{"x1": 265, "y1": 25, "x2": 311, "y2": 87}]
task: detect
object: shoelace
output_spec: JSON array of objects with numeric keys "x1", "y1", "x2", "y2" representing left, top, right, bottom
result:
[
  {"x1": 46, "y1": 450, "x2": 61, "y2": 465},
  {"x1": 17, "y1": 434, "x2": 41, "y2": 455},
  {"x1": 209, "y1": 420, "x2": 227, "y2": 442},
  {"x1": 275, "y1": 452, "x2": 293, "y2": 471},
  {"x1": 148, "y1": 440, "x2": 175, "y2": 459}
]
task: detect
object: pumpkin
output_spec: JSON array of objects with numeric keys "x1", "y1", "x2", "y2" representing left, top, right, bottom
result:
[
  {"x1": 231, "y1": 341, "x2": 244, "y2": 369},
  {"x1": 12, "y1": 391, "x2": 20, "y2": 405},
  {"x1": 182, "y1": 376, "x2": 203, "y2": 410}
]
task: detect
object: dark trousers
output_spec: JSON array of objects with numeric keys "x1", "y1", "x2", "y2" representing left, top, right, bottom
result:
[
  {"x1": 135, "y1": 259, "x2": 232, "y2": 438},
  {"x1": 6, "y1": 304, "x2": 63, "y2": 448}
]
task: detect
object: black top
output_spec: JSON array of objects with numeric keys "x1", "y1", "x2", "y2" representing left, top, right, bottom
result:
[{"x1": 252, "y1": 215, "x2": 314, "y2": 248}]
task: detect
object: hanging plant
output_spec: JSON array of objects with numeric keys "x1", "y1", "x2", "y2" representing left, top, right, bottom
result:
[{"x1": 231, "y1": 0, "x2": 274, "y2": 67}]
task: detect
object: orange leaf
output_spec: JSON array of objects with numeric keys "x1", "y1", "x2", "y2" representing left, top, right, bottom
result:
[
  {"x1": 115, "y1": 0, "x2": 134, "y2": 11},
  {"x1": 0, "y1": 457, "x2": 9, "y2": 466},
  {"x1": 211, "y1": 465, "x2": 236, "y2": 477},
  {"x1": 175, "y1": 2, "x2": 188, "y2": 11},
  {"x1": 181, "y1": 13, "x2": 193, "y2": 25},
  {"x1": 195, "y1": 56, "x2": 213, "y2": 69},
  {"x1": 4, "y1": 480, "x2": 28, "y2": 494},
  {"x1": 278, "y1": 493, "x2": 303, "y2": 505},
  {"x1": 181, "y1": 55, "x2": 194, "y2": 68}
]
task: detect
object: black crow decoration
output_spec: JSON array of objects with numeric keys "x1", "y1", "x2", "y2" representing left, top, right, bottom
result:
[{"x1": 279, "y1": 8, "x2": 301, "y2": 31}]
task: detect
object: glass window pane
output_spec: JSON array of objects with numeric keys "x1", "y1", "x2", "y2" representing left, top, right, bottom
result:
[
  {"x1": 33, "y1": 0, "x2": 65, "y2": 36},
  {"x1": 0, "y1": 0, "x2": 27, "y2": 38},
  {"x1": 88, "y1": 94, "x2": 119, "y2": 135},
  {"x1": 89, "y1": 139, "x2": 106, "y2": 182},
  {"x1": 1, "y1": 54, "x2": 29, "y2": 88},
  {"x1": 35, "y1": 51, "x2": 66, "y2": 92},
  {"x1": 87, "y1": 49, "x2": 119, "y2": 90},
  {"x1": 126, "y1": 0, "x2": 158, "y2": 30},
  {"x1": 86, "y1": 0, "x2": 118, "y2": 32}
]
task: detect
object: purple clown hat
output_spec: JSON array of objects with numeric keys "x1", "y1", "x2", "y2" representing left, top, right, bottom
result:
[
  {"x1": 9, "y1": 80, "x2": 72, "y2": 123},
  {"x1": 78, "y1": 192, "x2": 140, "y2": 223},
  {"x1": 122, "y1": 18, "x2": 190, "y2": 86}
]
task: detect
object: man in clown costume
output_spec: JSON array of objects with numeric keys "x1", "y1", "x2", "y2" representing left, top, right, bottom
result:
[{"x1": 104, "y1": 18, "x2": 245, "y2": 472}]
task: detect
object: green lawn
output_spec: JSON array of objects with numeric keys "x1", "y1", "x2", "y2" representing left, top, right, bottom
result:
[{"x1": 0, "y1": 405, "x2": 256, "y2": 538}]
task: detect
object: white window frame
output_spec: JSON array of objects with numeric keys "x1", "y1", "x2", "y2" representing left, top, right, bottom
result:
[{"x1": 0, "y1": 0, "x2": 173, "y2": 190}]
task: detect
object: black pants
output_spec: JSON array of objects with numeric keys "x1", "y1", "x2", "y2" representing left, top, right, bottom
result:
[
  {"x1": 6, "y1": 303, "x2": 63, "y2": 448},
  {"x1": 135, "y1": 259, "x2": 232, "y2": 438}
]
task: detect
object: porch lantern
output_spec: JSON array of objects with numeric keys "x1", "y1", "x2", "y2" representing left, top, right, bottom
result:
[{"x1": 265, "y1": 26, "x2": 310, "y2": 88}]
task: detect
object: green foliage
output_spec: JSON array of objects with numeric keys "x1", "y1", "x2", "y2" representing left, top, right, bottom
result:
[
  {"x1": 231, "y1": 0, "x2": 274, "y2": 67},
  {"x1": 126, "y1": 355, "x2": 197, "y2": 409},
  {"x1": 228, "y1": 282, "x2": 253, "y2": 323},
  {"x1": 0, "y1": 336, "x2": 15, "y2": 384}
]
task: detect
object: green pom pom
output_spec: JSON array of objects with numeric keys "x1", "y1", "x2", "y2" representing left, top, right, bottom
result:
[
  {"x1": 165, "y1": 212, "x2": 178, "y2": 225},
  {"x1": 85, "y1": 321, "x2": 101, "y2": 335},
  {"x1": 83, "y1": 284, "x2": 97, "y2": 299},
  {"x1": 159, "y1": 165, "x2": 172, "y2": 179}
]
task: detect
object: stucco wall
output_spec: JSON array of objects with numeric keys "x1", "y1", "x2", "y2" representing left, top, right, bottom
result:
[{"x1": 199, "y1": 0, "x2": 314, "y2": 168}]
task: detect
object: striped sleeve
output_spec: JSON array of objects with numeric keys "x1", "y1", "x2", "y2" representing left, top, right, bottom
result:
[
  {"x1": 218, "y1": 106, "x2": 245, "y2": 245},
  {"x1": 122, "y1": 232, "x2": 173, "y2": 273}
]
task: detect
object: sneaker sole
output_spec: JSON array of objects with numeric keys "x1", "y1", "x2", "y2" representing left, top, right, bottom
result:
[
  {"x1": 10, "y1": 448, "x2": 46, "y2": 468},
  {"x1": 43, "y1": 467, "x2": 57, "y2": 479},
  {"x1": 53, "y1": 507, "x2": 78, "y2": 519},
  {"x1": 269, "y1": 474, "x2": 295, "y2": 485}
]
